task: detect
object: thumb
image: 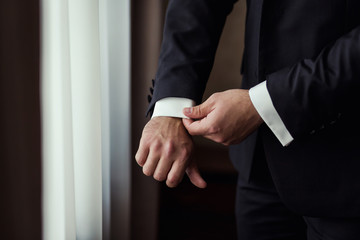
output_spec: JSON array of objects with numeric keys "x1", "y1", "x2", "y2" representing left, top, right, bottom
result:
[
  {"x1": 186, "y1": 161, "x2": 207, "y2": 189},
  {"x1": 183, "y1": 101, "x2": 212, "y2": 120}
]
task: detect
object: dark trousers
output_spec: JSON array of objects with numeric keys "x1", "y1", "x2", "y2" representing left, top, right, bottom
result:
[{"x1": 235, "y1": 141, "x2": 360, "y2": 240}]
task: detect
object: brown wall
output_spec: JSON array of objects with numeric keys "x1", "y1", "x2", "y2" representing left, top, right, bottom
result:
[
  {"x1": 131, "y1": 1, "x2": 166, "y2": 240},
  {"x1": 0, "y1": 1, "x2": 42, "y2": 239},
  {"x1": 206, "y1": 0, "x2": 246, "y2": 98}
]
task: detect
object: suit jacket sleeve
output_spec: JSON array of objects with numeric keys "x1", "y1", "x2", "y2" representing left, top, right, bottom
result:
[
  {"x1": 147, "y1": 0, "x2": 238, "y2": 115},
  {"x1": 267, "y1": 25, "x2": 360, "y2": 139}
]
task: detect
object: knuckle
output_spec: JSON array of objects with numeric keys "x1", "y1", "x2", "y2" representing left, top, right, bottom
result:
[
  {"x1": 164, "y1": 141, "x2": 175, "y2": 155},
  {"x1": 136, "y1": 157, "x2": 145, "y2": 166},
  {"x1": 135, "y1": 151, "x2": 144, "y2": 161},
  {"x1": 195, "y1": 107, "x2": 202, "y2": 116},
  {"x1": 208, "y1": 126, "x2": 219, "y2": 135},
  {"x1": 142, "y1": 167, "x2": 152, "y2": 176},
  {"x1": 166, "y1": 176, "x2": 179, "y2": 188},
  {"x1": 135, "y1": 152, "x2": 140, "y2": 162},
  {"x1": 154, "y1": 172, "x2": 166, "y2": 182},
  {"x1": 182, "y1": 142, "x2": 193, "y2": 154},
  {"x1": 180, "y1": 150, "x2": 192, "y2": 162},
  {"x1": 182, "y1": 146, "x2": 192, "y2": 158},
  {"x1": 135, "y1": 147, "x2": 147, "y2": 167},
  {"x1": 152, "y1": 141, "x2": 162, "y2": 152}
]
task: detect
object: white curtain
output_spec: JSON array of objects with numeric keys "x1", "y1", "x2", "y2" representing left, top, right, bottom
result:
[{"x1": 41, "y1": 0, "x2": 131, "y2": 239}]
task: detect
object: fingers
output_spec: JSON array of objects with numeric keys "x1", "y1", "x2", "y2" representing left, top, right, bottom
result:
[
  {"x1": 135, "y1": 139, "x2": 190, "y2": 188},
  {"x1": 162, "y1": 143, "x2": 190, "y2": 187},
  {"x1": 136, "y1": 116, "x2": 205, "y2": 188},
  {"x1": 183, "y1": 99, "x2": 213, "y2": 120},
  {"x1": 186, "y1": 161, "x2": 207, "y2": 188},
  {"x1": 136, "y1": 141, "x2": 204, "y2": 188},
  {"x1": 166, "y1": 160, "x2": 186, "y2": 188},
  {"x1": 140, "y1": 149, "x2": 188, "y2": 188},
  {"x1": 142, "y1": 149, "x2": 160, "y2": 177},
  {"x1": 153, "y1": 157, "x2": 173, "y2": 182},
  {"x1": 183, "y1": 96, "x2": 217, "y2": 137},
  {"x1": 137, "y1": 146, "x2": 206, "y2": 188},
  {"x1": 182, "y1": 118, "x2": 211, "y2": 136},
  {"x1": 135, "y1": 140, "x2": 149, "y2": 167}
]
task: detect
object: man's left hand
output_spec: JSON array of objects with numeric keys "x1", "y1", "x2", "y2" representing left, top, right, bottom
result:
[{"x1": 182, "y1": 89, "x2": 263, "y2": 146}]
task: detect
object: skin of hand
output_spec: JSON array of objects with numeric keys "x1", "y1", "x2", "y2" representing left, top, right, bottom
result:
[
  {"x1": 135, "y1": 116, "x2": 207, "y2": 188},
  {"x1": 182, "y1": 89, "x2": 263, "y2": 146}
]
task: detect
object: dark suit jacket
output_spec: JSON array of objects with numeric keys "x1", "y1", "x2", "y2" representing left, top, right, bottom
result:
[{"x1": 148, "y1": 0, "x2": 360, "y2": 218}]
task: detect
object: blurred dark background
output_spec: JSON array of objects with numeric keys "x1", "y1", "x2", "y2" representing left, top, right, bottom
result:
[
  {"x1": 158, "y1": 137, "x2": 238, "y2": 240},
  {"x1": 0, "y1": 1, "x2": 42, "y2": 239}
]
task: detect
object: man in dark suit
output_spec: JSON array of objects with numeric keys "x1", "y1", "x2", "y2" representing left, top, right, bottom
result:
[{"x1": 135, "y1": 0, "x2": 360, "y2": 239}]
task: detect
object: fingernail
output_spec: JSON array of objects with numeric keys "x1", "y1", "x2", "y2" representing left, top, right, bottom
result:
[{"x1": 184, "y1": 107, "x2": 192, "y2": 114}]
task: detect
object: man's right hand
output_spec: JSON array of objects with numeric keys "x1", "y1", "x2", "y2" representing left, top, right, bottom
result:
[{"x1": 135, "y1": 116, "x2": 207, "y2": 188}]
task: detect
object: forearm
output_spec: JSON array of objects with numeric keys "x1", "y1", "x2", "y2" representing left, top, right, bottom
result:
[
  {"x1": 148, "y1": 0, "x2": 238, "y2": 115},
  {"x1": 267, "y1": 25, "x2": 360, "y2": 138}
]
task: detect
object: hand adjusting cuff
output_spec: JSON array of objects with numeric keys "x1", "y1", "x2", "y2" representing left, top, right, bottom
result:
[{"x1": 152, "y1": 97, "x2": 195, "y2": 119}]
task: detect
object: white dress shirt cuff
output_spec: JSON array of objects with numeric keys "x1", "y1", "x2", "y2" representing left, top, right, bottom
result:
[
  {"x1": 249, "y1": 81, "x2": 294, "y2": 146},
  {"x1": 152, "y1": 97, "x2": 195, "y2": 119}
]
